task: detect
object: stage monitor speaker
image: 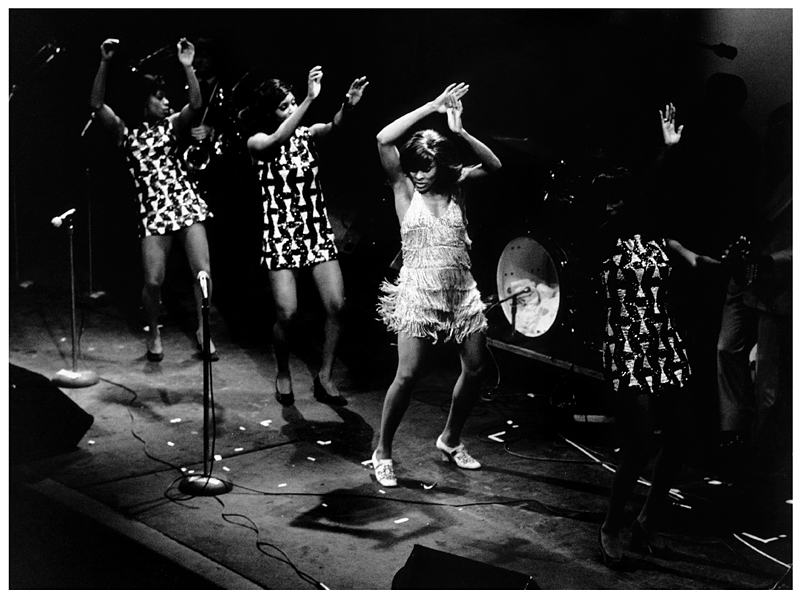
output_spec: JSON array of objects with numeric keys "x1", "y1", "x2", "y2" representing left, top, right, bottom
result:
[
  {"x1": 9, "y1": 364, "x2": 95, "y2": 462},
  {"x1": 392, "y1": 544, "x2": 539, "y2": 589}
]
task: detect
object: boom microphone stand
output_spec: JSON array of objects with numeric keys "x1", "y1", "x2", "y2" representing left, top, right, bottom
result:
[
  {"x1": 179, "y1": 271, "x2": 231, "y2": 496},
  {"x1": 489, "y1": 286, "x2": 532, "y2": 340},
  {"x1": 51, "y1": 209, "x2": 99, "y2": 388}
]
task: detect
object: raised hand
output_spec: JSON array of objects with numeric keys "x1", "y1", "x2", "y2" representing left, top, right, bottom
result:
[
  {"x1": 446, "y1": 93, "x2": 464, "y2": 134},
  {"x1": 307, "y1": 65, "x2": 323, "y2": 100},
  {"x1": 100, "y1": 38, "x2": 119, "y2": 62},
  {"x1": 177, "y1": 38, "x2": 195, "y2": 67},
  {"x1": 346, "y1": 76, "x2": 369, "y2": 107},
  {"x1": 431, "y1": 82, "x2": 469, "y2": 113},
  {"x1": 659, "y1": 102, "x2": 684, "y2": 146}
]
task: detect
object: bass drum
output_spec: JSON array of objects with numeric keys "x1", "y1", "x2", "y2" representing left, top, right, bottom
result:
[{"x1": 496, "y1": 235, "x2": 587, "y2": 339}]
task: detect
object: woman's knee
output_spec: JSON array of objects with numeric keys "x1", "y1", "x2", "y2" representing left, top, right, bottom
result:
[
  {"x1": 460, "y1": 354, "x2": 485, "y2": 381},
  {"x1": 142, "y1": 274, "x2": 164, "y2": 292},
  {"x1": 323, "y1": 294, "x2": 346, "y2": 320},
  {"x1": 393, "y1": 365, "x2": 421, "y2": 389},
  {"x1": 274, "y1": 306, "x2": 298, "y2": 327}
]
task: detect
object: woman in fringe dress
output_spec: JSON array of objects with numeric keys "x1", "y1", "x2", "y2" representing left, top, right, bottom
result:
[{"x1": 371, "y1": 83, "x2": 502, "y2": 487}]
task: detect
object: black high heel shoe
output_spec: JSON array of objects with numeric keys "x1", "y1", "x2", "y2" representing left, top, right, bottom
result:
[
  {"x1": 146, "y1": 336, "x2": 163, "y2": 362},
  {"x1": 598, "y1": 528, "x2": 624, "y2": 569},
  {"x1": 313, "y1": 376, "x2": 347, "y2": 407},
  {"x1": 275, "y1": 378, "x2": 294, "y2": 406},
  {"x1": 630, "y1": 519, "x2": 671, "y2": 558}
]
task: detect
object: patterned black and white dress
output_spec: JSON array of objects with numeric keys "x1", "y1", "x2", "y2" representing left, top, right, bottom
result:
[
  {"x1": 125, "y1": 119, "x2": 211, "y2": 238},
  {"x1": 254, "y1": 126, "x2": 338, "y2": 270},
  {"x1": 600, "y1": 234, "x2": 691, "y2": 393}
]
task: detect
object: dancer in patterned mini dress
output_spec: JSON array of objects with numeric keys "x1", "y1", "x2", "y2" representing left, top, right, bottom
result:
[
  {"x1": 594, "y1": 104, "x2": 721, "y2": 567},
  {"x1": 90, "y1": 37, "x2": 216, "y2": 362},
  {"x1": 371, "y1": 83, "x2": 502, "y2": 487},
  {"x1": 241, "y1": 66, "x2": 368, "y2": 406}
]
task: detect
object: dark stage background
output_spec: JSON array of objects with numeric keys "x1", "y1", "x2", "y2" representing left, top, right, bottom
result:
[{"x1": 7, "y1": 8, "x2": 792, "y2": 346}]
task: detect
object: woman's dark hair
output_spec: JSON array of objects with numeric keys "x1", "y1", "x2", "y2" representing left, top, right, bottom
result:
[
  {"x1": 400, "y1": 129, "x2": 463, "y2": 194},
  {"x1": 239, "y1": 78, "x2": 293, "y2": 136},
  {"x1": 589, "y1": 167, "x2": 633, "y2": 209},
  {"x1": 117, "y1": 73, "x2": 166, "y2": 127}
]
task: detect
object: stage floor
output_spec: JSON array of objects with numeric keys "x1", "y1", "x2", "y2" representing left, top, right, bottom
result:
[{"x1": 7, "y1": 269, "x2": 793, "y2": 590}]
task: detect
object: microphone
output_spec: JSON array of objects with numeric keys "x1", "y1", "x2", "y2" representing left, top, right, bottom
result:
[
  {"x1": 197, "y1": 271, "x2": 210, "y2": 300},
  {"x1": 51, "y1": 208, "x2": 76, "y2": 227}
]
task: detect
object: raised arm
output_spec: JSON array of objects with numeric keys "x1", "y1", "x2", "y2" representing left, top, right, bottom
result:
[
  {"x1": 445, "y1": 93, "x2": 502, "y2": 181},
  {"x1": 89, "y1": 38, "x2": 125, "y2": 145},
  {"x1": 309, "y1": 76, "x2": 369, "y2": 139},
  {"x1": 248, "y1": 65, "x2": 322, "y2": 157},
  {"x1": 376, "y1": 82, "x2": 470, "y2": 189},
  {"x1": 659, "y1": 102, "x2": 684, "y2": 148},
  {"x1": 171, "y1": 38, "x2": 202, "y2": 136}
]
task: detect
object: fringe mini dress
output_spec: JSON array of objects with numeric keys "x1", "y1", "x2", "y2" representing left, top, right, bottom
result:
[
  {"x1": 253, "y1": 126, "x2": 338, "y2": 270},
  {"x1": 378, "y1": 189, "x2": 487, "y2": 344},
  {"x1": 125, "y1": 119, "x2": 212, "y2": 239},
  {"x1": 600, "y1": 234, "x2": 691, "y2": 393}
]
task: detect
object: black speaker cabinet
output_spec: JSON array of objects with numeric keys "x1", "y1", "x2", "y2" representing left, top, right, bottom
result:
[
  {"x1": 392, "y1": 544, "x2": 539, "y2": 589},
  {"x1": 9, "y1": 364, "x2": 95, "y2": 462}
]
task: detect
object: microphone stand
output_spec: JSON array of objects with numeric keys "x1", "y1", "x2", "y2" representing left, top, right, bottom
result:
[
  {"x1": 51, "y1": 213, "x2": 99, "y2": 388},
  {"x1": 179, "y1": 273, "x2": 231, "y2": 496},
  {"x1": 488, "y1": 287, "x2": 531, "y2": 340},
  {"x1": 81, "y1": 115, "x2": 106, "y2": 300}
]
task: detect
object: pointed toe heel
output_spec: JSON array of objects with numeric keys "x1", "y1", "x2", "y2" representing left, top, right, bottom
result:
[
  {"x1": 313, "y1": 376, "x2": 347, "y2": 406},
  {"x1": 371, "y1": 451, "x2": 397, "y2": 487},
  {"x1": 598, "y1": 529, "x2": 624, "y2": 569},
  {"x1": 275, "y1": 378, "x2": 294, "y2": 406},
  {"x1": 435, "y1": 435, "x2": 481, "y2": 469}
]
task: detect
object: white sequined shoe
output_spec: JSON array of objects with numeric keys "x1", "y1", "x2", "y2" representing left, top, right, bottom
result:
[
  {"x1": 436, "y1": 436, "x2": 482, "y2": 469},
  {"x1": 371, "y1": 451, "x2": 397, "y2": 487}
]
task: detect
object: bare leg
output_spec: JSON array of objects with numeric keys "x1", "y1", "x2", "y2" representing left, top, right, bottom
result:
[
  {"x1": 374, "y1": 334, "x2": 430, "y2": 460},
  {"x1": 267, "y1": 269, "x2": 299, "y2": 394},
  {"x1": 637, "y1": 391, "x2": 686, "y2": 543},
  {"x1": 439, "y1": 331, "x2": 486, "y2": 447},
  {"x1": 140, "y1": 235, "x2": 172, "y2": 355},
  {"x1": 601, "y1": 391, "x2": 656, "y2": 559},
  {"x1": 177, "y1": 223, "x2": 215, "y2": 353},
  {"x1": 310, "y1": 260, "x2": 346, "y2": 396}
]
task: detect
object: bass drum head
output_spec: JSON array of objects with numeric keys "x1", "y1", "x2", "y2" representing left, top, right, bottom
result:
[{"x1": 496, "y1": 236, "x2": 565, "y2": 338}]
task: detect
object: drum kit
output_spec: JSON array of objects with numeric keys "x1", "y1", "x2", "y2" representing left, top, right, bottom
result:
[{"x1": 492, "y1": 158, "x2": 604, "y2": 356}]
